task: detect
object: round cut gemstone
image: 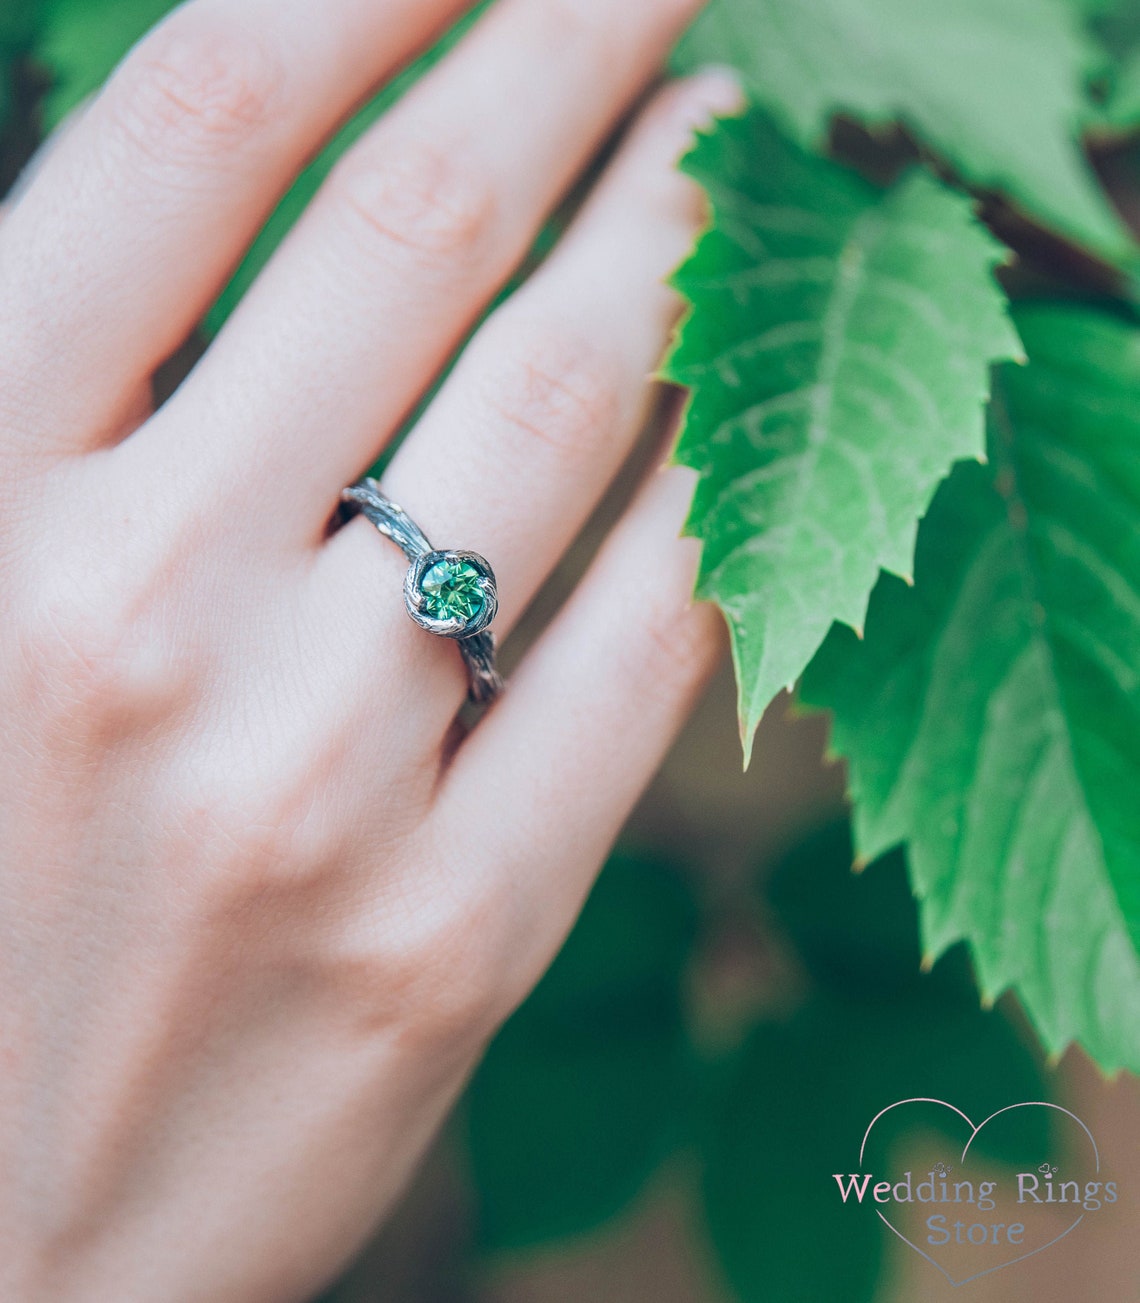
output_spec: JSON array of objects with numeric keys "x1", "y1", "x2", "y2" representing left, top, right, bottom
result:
[{"x1": 420, "y1": 558, "x2": 485, "y2": 623}]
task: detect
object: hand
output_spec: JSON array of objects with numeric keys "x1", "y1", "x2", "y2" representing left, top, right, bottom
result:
[{"x1": 0, "y1": 2, "x2": 733, "y2": 1298}]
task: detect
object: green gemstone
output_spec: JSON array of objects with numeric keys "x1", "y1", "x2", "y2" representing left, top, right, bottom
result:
[{"x1": 420, "y1": 558, "x2": 486, "y2": 622}]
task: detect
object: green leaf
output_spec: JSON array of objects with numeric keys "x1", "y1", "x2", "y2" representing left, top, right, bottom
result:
[
  {"x1": 38, "y1": 0, "x2": 179, "y2": 127},
  {"x1": 801, "y1": 304, "x2": 1140, "y2": 1075},
  {"x1": 665, "y1": 111, "x2": 1020, "y2": 763},
  {"x1": 674, "y1": 0, "x2": 1133, "y2": 264},
  {"x1": 703, "y1": 830, "x2": 1049, "y2": 1303},
  {"x1": 464, "y1": 851, "x2": 697, "y2": 1251}
]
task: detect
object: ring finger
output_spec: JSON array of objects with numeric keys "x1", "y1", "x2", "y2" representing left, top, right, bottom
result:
[{"x1": 315, "y1": 72, "x2": 738, "y2": 720}]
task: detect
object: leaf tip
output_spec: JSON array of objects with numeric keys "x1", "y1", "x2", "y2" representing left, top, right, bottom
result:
[
  {"x1": 851, "y1": 854, "x2": 869, "y2": 875},
  {"x1": 919, "y1": 952, "x2": 935, "y2": 974}
]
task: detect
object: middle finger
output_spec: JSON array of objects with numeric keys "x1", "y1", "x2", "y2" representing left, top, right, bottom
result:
[{"x1": 139, "y1": 0, "x2": 706, "y2": 536}]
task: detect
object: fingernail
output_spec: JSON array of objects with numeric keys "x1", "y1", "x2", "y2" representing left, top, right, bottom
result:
[
  {"x1": 679, "y1": 65, "x2": 745, "y2": 126},
  {"x1": 656, "y1": 462, "x2": 702, "y2": 533}
]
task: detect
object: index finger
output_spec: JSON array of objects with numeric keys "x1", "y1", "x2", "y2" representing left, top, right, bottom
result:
[{"x1": 0, "y1": 0, "x2": 478, "y2": 460}]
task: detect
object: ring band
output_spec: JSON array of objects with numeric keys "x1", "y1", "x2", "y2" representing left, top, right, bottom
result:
[{"x1": 340, "y1": 478, "x2": 504, "y2": 704}]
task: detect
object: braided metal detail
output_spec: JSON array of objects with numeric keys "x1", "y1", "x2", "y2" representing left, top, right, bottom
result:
[
  {"x1": 340, "y1": 479, "x2": 431, "y2": 561},
  {"x1": 457, "y1": 630, "x2": 503, "y2": 705}
]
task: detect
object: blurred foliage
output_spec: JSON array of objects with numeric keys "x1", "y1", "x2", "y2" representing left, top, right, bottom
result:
[
  {"x1": 466, "y1": 851, "x2": 698, "y2": 1250},
  {"x1": 464, "y1": 825, "x2": 1050, "y2": 1303},
  {"x1": 1096, "y1": 2, "x2": 1140, "y2": 125},
  {"x1": 674, "y1": 0, "x2": 1132, "y2": 262},
  {"x1": 0, "y1": 0, "x2": 45, "y2": 170},
  {"x1": 0, "y1": 12, "x2": 1135, "y2": 1301},
  {"x1": 704, "y1": 826, "x2": 1049, "y2": 1303}
]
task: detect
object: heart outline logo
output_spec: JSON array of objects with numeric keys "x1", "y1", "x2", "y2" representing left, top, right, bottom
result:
[{"x1": 859, "y1": 1098, "x2": 1100, "y2": 1288}]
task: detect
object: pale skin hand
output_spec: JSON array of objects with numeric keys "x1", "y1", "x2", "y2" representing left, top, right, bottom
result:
[{"x1": 0, "y1": 1, "x2": 736, "y2": 1298}]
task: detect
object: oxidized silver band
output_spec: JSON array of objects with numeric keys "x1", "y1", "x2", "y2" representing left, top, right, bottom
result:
[{"x1": 340, "y1": 477, "x2": 503, "y2": 704}]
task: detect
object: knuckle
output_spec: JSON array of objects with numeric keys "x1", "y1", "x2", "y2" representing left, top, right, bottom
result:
[
  {"x1": 477, "y1": 315, "x2": 623, "y2": 458},
  {"x1": 331, "y1": 869, "x2": 515, "y2": 1051},
  {"x1": 26, "y1": 605, "x2": 128, "y2": 708},
  {"x1": 18, "y1": 573, "x2": 183, "y2": 733},
  {"x1": 179, "y1": 754, "x2": 349, "y2": 905},
  {"x1": 327, "y1": 136, "x2": 497, "y2": 269},
  {"x1": 109, "y1": 18, "x2": 285, "y2": 169},
  {"x1": 200, "y1": 806, "x2": 334, "y2": 903}
]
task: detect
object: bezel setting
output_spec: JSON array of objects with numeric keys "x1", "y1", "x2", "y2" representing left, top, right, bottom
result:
[{"x1": 403, "y1": 548, "x2": 499, "y2": 639}]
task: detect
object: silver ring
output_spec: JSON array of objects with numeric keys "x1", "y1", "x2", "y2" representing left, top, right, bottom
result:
[{"x1": 340, "y1": 477, "x2": 504, "y2": 704}]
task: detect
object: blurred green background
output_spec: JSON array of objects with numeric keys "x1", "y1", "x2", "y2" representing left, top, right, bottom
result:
[
  {"x1": 316, "y1": 673, "x2": 1140, "y2": 1302},
  {"x1": 3, "y1": 5, "x2": 1138, "y2": 1300}
]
